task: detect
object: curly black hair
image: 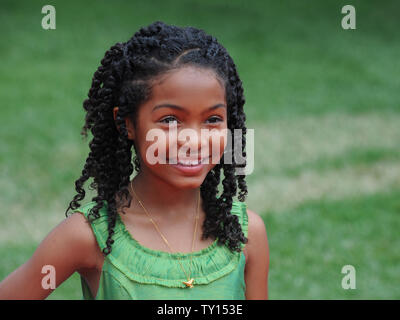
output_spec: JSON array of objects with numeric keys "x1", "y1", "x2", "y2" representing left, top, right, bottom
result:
[{"x1": 65, "y1": 21, "x2": 248, "y2": 256}]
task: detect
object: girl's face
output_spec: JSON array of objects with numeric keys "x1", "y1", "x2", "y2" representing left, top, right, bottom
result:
[{"x1": 125, "y1": 65, "x2": 228, "y2": 189}]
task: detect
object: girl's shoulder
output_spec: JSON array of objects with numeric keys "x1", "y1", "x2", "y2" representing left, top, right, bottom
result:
[
  {"x1": 69, "y1": 210, "x2": 104, "y2": 267},
  {"x1": 243, "y1": 206, "x2": 268, "y2": 267}
]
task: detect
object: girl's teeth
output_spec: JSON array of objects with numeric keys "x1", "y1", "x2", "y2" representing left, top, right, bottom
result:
[{"x1": 178, "y1": 160, "x2": 200, "y2": 166}]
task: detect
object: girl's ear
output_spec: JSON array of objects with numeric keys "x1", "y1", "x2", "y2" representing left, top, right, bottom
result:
[{"x1": 113, "y1": 106, "x2": 136, "y2": 141}]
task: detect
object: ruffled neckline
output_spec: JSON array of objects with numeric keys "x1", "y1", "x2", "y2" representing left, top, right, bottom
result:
[{"x1": 115, "y1": 212, "x2": 220, "y2": 258}]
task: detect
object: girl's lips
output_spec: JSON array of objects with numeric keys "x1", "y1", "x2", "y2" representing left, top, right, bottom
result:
[{"x1": 167, "y1": 157, "x2": 210, "y2": 165}]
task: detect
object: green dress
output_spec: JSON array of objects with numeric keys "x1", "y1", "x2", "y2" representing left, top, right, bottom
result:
[{"x1": 74, "y1": 199, "x2": 248, "y2": 300}]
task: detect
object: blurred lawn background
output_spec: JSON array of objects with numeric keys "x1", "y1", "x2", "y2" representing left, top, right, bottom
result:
[{"x1": 0, "y1": 0, "x2": 399, "y2": 299}]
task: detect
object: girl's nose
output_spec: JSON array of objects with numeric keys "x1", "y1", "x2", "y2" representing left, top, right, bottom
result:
[{"x1": 176, "y1": 127, "x2": 209, "y2": 158}]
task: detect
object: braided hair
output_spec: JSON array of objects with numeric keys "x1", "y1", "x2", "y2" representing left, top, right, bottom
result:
[{"x1": 65, "y1": 21, "x2": 248, "y2": 256}]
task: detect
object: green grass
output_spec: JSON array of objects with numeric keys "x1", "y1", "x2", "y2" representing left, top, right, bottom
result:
[
  {"x1": 266, "y1": 188, "x2": 400, "y2": 299},
  {"x1": 0, "y1": 0, "x2": 399, "y2": 299}
]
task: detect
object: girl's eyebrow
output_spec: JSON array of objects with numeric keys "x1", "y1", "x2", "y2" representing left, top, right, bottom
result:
[{"x1": 152, "y1": 103, "x2": 226, "y2": 114}]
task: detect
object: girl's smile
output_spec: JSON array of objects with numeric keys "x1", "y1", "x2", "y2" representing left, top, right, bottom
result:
[{"x1": 169, "y1": 156, "x2": 210, "y2": 175}]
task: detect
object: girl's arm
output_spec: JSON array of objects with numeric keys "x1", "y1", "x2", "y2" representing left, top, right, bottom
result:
[
  {"x1": 244, "y1": 208, "x2": 269, "y2": 300},
  {"x1": 0, "y1": 212, "x2": 98, "y2": 299}
]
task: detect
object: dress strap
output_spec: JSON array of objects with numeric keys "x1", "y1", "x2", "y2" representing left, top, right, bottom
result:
[{"x1": 230, "y1": 200, "x2": 249, "y2": 250}]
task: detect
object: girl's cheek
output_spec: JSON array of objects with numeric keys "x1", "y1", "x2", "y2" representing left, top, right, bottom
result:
[{"x1": 141, "y1": 133, "x2": 169, "y2": 165}]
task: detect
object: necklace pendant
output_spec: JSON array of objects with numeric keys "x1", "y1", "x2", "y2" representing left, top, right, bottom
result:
[{"x1": 183, "y1": 278, "x2": 194, "y2": 288}]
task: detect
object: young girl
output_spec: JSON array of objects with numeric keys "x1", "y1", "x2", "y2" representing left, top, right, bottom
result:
[{"x1": 0, "y1": 21, "x2": 269, "y2": 300}]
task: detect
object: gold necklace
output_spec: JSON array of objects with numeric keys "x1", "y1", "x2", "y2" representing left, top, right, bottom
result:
[{"x1": 129, "y1": 181, "x2": 200, "y2": 288}]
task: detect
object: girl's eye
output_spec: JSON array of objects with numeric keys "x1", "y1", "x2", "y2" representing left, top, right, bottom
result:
[
  {"x1": 159, "y1": 116, "x2": 178, "y2": 124},
  {"x1": 159, "y1": 116, "x2": 223, "y2": 125},
  {"x1": 206, "y1": 116, "x2": 223, "y2": 124}
]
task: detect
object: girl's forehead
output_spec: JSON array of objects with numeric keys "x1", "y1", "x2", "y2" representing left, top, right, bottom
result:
[
  {"x1": 140, "y1": 67, "x2": 226, "y2": 114},
  {"x1": 147, "y1": 66, "x2": 226, "y2": 105}
]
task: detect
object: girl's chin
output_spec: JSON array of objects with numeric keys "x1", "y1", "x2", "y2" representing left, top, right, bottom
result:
[
  {"x1": 160, "y1": 167, "x2": 209, "y2": 188},
  {"x1": 147, "y1": 162, "x2": 213, "y2": 185}
]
